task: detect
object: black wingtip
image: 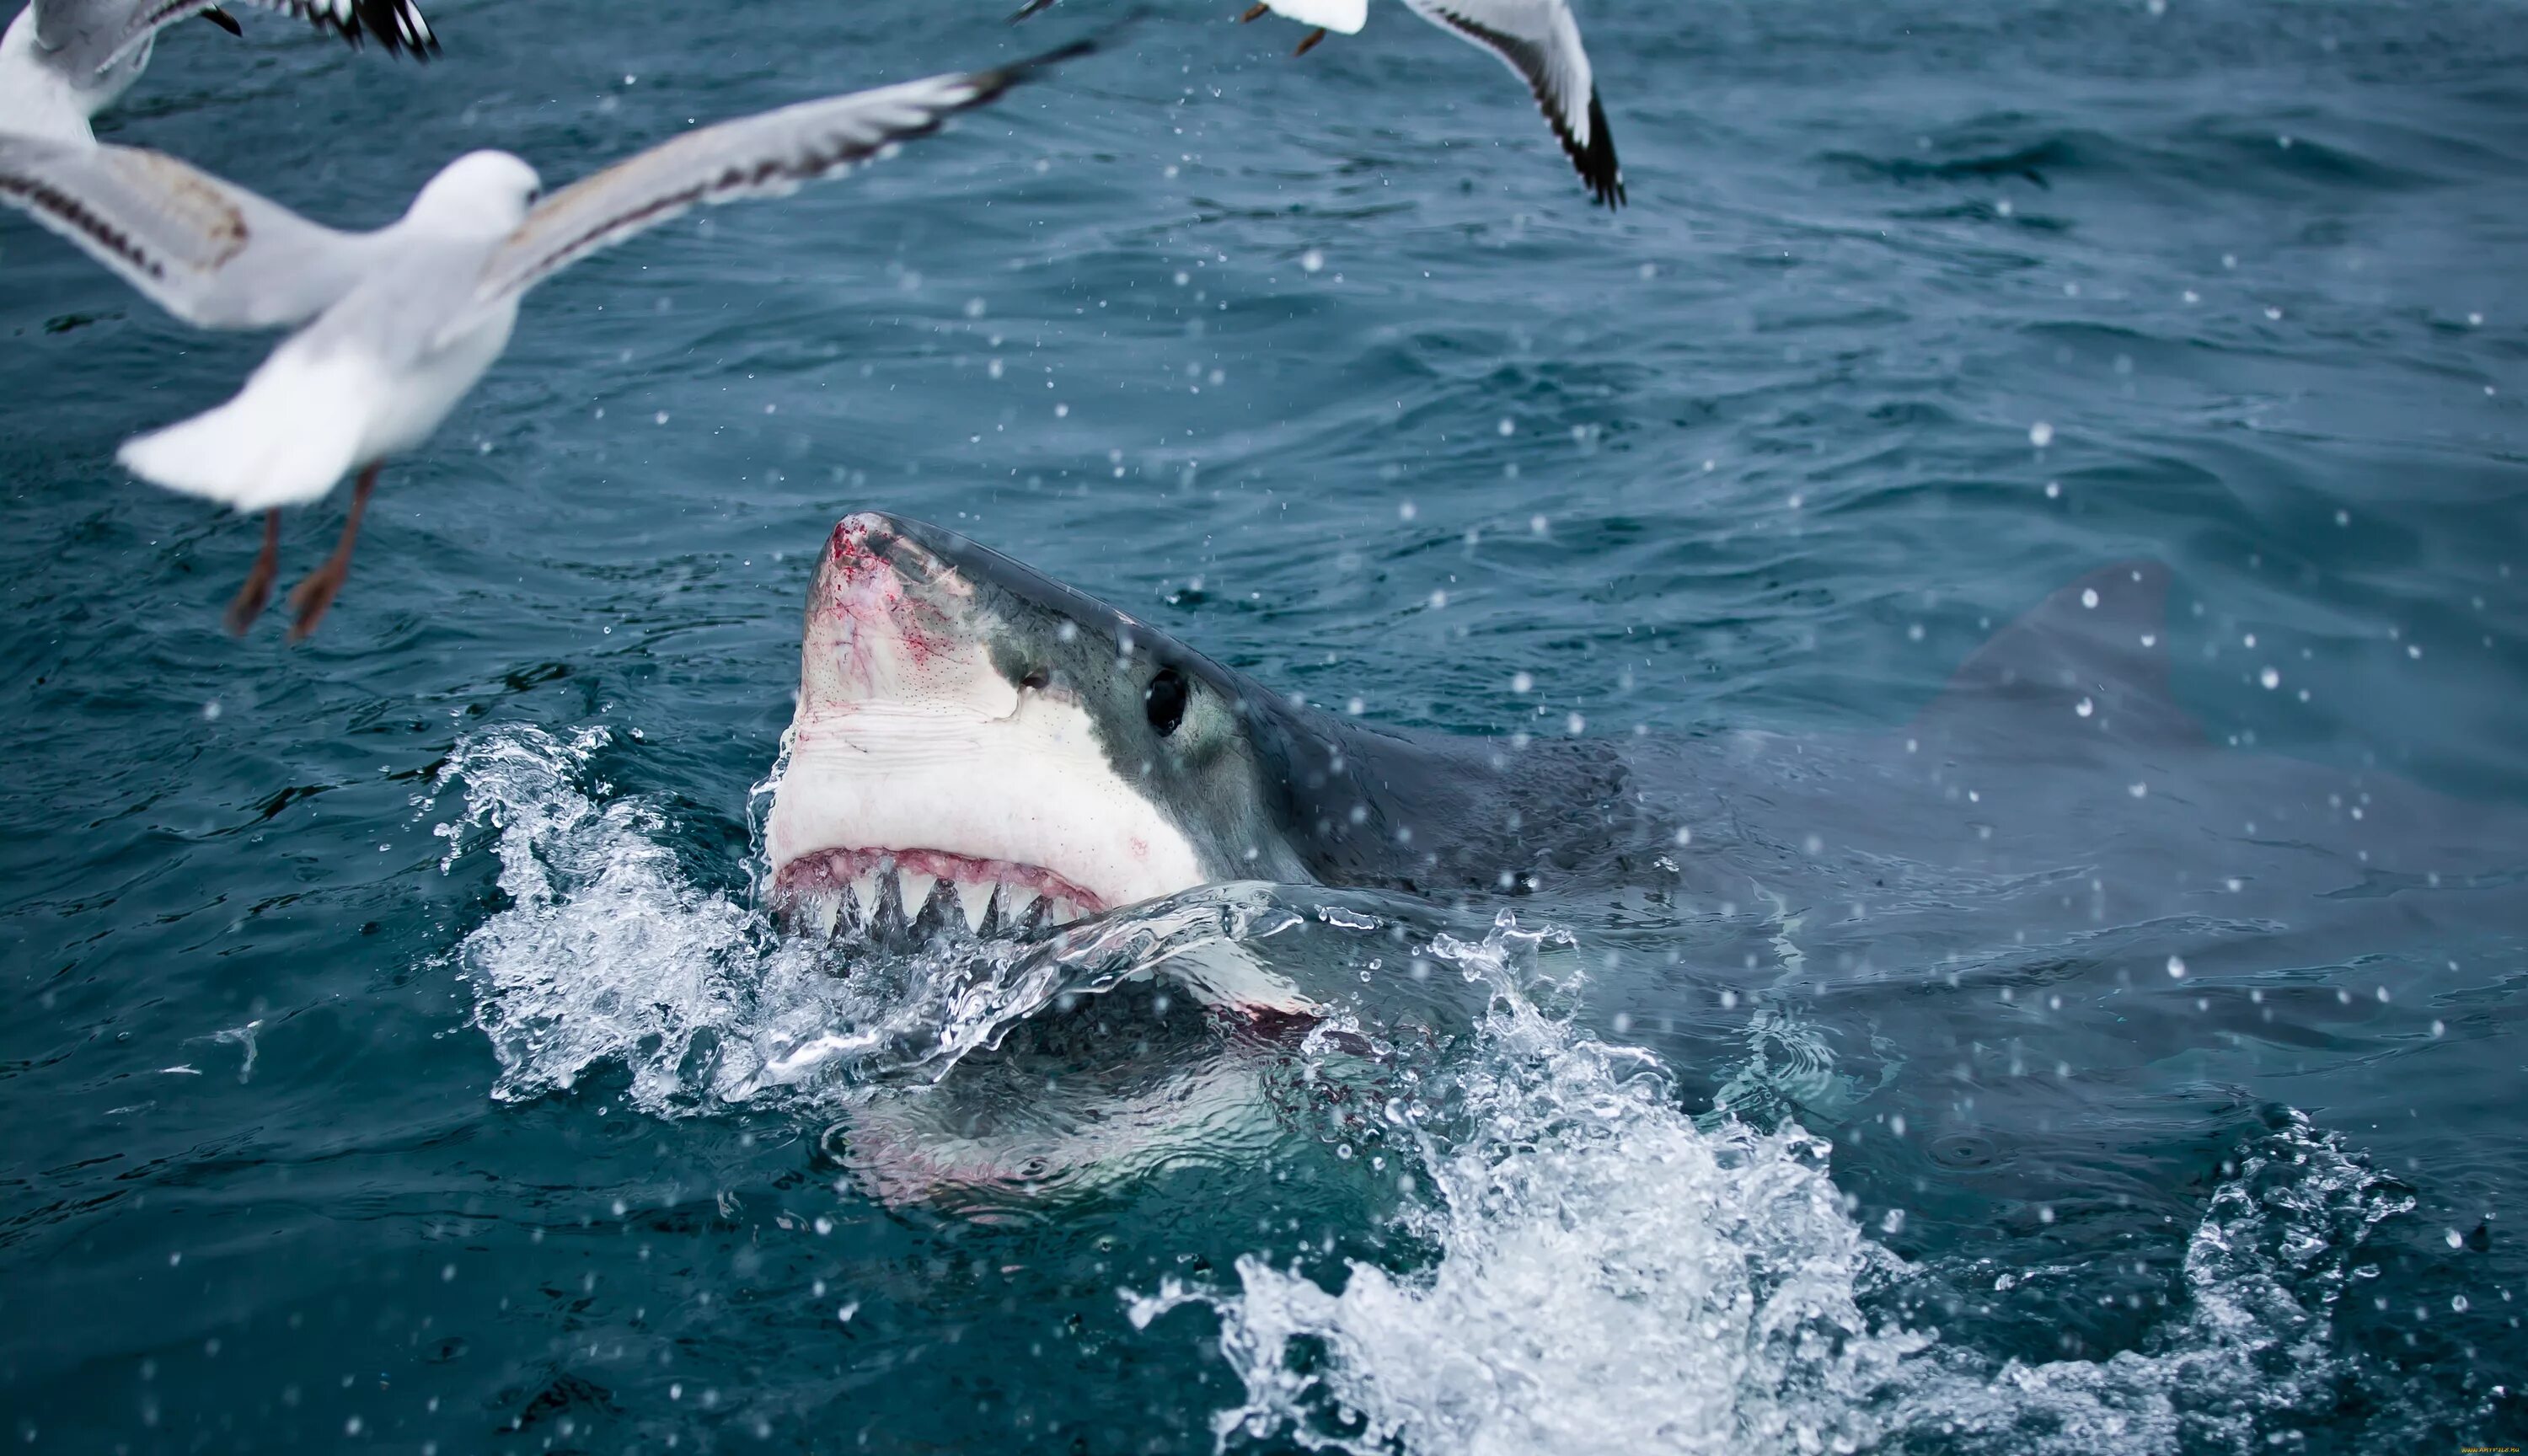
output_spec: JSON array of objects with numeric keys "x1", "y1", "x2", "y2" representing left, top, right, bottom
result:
[
  {"x1": 1579, "y1": 89, "x2": 1624, "y2": 208},
  {"x1": 990, "y1": 3, "x2": 1149, "y2": 83},
  {"x1": 346, "y1": 0, "x2": 439, "y2": 61},
  {"x1": 1008, "y1": 0, "x2": 1060, "y2": 21},
  {"x1": 200, "y1": 8, "x2": 245, "y2": 38}
]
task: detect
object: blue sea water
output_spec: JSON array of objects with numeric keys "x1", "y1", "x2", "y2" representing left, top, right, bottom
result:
[{"x1": 3, "y1": 0, "x2": 2526, "y2": 1449}]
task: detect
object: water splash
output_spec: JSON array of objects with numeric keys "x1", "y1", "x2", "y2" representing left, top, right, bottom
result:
[
  {"x1": 1134, "y1": 913, "x2": 1928, "y2": 1454},
  {"x1": 436, "y1": 725, "x2": 2438, "y2": 1449},
  {"x1": 1131, "y1": 916, "x2": 2424, "y2": 1456},
  {"x1": 432, "y1": 724, "x2": 792, "y2": 1111},
  {"x1": 432, "y1": 724, "x2": 1316, "y2": 1115},
  {"x1": 1889, "y1": 1108, "x2": 2418, "y2": 1453}
]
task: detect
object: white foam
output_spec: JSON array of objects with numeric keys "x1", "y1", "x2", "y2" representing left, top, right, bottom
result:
[
  {"x1": 432, "y1": 725, "x2": 1310, "y2": 1112},
  {"x1": 1133, "y1": 914, "x2": 2419, "y2": 1456},
  {"x1": 1134, "y1": 915, "x2": 1928, "y2": 1453},
  {"x1": 433, "y1": 724, "x2": 815, "y2": 1111}
]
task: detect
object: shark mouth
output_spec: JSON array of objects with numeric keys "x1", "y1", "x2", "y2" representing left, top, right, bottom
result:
[{"x1": 774, "y1": 846, "x2": 1108, "y2": 945}]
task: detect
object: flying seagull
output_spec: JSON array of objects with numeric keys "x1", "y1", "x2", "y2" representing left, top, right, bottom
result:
[
  {"x1": 1015, "y1": 0, "x2": 1621, "y2": 206},
  {"x1": 0, "y1": 0, "x2": 437, "y2": 146},
  {"x1": 0, "y1": 42, "x2": 1090, "y2": 638}
]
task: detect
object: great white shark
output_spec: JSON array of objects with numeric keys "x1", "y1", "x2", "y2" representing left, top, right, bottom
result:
[
  {"x1": 767, "y1": 511, "x2": 2522, "y2": 967},
  {"x1": 763, "y1": 511, "x2": 2526, "y2": 1208}
]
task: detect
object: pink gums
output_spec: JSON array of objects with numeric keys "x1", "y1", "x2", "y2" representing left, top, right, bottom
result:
[{"x1": 774, "y1": 846, "x2": 1107, "y2": 913}]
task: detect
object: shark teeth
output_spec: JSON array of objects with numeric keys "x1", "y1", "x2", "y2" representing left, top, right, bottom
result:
[
  {"x1": 785, "y1": 853, "x2": 1095, "y2": 947},
  {"x1": 896, "y1": 867, "x2": 929, "y2": 920},
  {"x1": 954, "y1": 879, "x2": 994, "y2": 934}
]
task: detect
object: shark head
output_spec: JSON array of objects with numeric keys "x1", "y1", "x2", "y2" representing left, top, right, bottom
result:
[{"x1": 765, "y1": 513, "x2": 1331, "y2": 944}]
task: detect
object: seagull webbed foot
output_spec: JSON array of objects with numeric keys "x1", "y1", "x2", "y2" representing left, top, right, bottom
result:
[{"x1": 284, "y1": 463, "x2": 378, "y2": 642}]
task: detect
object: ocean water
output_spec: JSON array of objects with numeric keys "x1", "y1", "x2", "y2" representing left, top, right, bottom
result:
[{"x1": 3, "y1": 0, "x2": 2525, "y2": 1450}]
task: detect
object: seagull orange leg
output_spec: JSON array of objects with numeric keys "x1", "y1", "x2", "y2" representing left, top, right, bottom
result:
[
  {"x1": 285, "y1": 463, "x2": 378, "y2": 642},
  {"x1": 1237, "y1": 3, "x2": 1268, "y2": 19},
  {"x1": 224, "y1": 510, "x2": 281, "y2": 635},
  {"x1": 1293, "y1": 25, "x2": 1327, "y2": 55}
]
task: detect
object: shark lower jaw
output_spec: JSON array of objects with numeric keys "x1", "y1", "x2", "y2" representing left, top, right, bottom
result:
[
  {"x1": 763, "y1": 716, "x2": 1213, "y2": 946},
  {"x1": 772, "y1": 844, "x2": 1107, "y2": 944}
]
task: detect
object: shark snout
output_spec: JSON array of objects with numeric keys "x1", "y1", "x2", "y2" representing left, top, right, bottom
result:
[{"x1": 801, "y1": 512, "x2": 1000, "y2": 719}]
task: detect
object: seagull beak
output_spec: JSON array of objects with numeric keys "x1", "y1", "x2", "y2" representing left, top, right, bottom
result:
[{"x1": 199, "y1": 6, "x2": 244, "y2": 35}]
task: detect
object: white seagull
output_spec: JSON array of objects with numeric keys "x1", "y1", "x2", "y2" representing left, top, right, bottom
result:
[
  {"x1": 0, "y1": 0, "x2": 437, "y2": 147},
  {"x1": 0, "y1": 42, "x2": 1090, "y2": 638},
  {"x1": 1018, "y1": 0, "x2": 1621, "y2": 206}
]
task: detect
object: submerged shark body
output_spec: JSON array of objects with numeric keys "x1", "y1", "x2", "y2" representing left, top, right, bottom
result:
[{"x1": 765, "y1": 513, "x2": 2525, "y2": 1206}]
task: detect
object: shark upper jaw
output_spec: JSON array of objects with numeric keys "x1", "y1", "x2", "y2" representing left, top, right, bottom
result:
[{"x1": 764, "y1": 513, "x2": 1213, "y2": 944}]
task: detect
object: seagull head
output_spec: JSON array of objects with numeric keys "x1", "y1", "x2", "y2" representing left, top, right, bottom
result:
[{"x1": 407, "y1": 151, "x2": 544, "y2": 237}]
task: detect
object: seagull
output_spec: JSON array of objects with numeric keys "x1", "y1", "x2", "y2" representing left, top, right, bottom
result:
[
  {"x1": 1015, "y1": 0, "x2": 1620, "y2": 206},
  {"x1": 0, "y1": 42, "x2": 1090, "y2": 639},
  {"x1": 0, "y1": 0, "x2": 437, "y2": 146}
]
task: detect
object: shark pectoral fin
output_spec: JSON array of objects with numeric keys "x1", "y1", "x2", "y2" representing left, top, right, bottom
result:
[{"x1": 1915, "y1": 559, "x2": 2202, "y2": 752}]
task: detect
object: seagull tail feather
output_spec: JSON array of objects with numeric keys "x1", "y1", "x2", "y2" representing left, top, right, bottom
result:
[{"x1": 118, "y1": 354, "x2": 368, "y2": 513}]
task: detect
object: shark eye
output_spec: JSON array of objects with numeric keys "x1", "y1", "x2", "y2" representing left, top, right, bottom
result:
[
  {"x1": 1144, "y1": 668, "x2": 1187, "y2": 736},
  {"x1": 1020, "y1": 667, "x2": 1050, "y2": 693}
]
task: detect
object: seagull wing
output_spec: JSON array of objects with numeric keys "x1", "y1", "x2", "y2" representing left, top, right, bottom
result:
[
  {"x1": 472, "y1": 43, "x2": 1089, "y2": 307},
  {"x1": 1397, "y1": 0, "x2": 1623, "y2": 206},
  {"x1": 0, "y1": 136, "x2": 373, "y2": 329},
  {"x1": 96, "y1": 0, "x2": 438, "y2": 68},
  {"x1": 29, "y1": 0, "x2": 147, "y2": 77}
]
